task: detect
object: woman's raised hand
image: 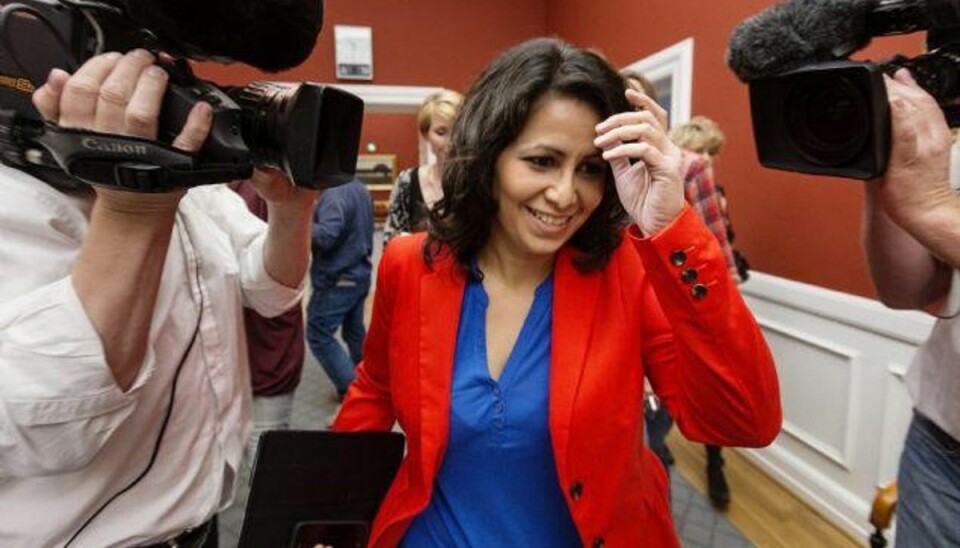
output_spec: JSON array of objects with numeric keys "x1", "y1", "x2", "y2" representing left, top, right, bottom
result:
[{"x1": 594, "y1": 89, "x2": 685, "y2": 236}]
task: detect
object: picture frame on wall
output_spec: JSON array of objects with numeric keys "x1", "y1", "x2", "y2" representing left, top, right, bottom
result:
[
  {"x1": 335, "y1": 25, "x2": 374, "y2": 80},
  {"x1": 356, "y1": 154, "x2": 397, "y2": 225}
]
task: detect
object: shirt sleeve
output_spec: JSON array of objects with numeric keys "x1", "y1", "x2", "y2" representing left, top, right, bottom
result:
[
  {"x1": 0, "y1": 279, "x2": 147, "y2": 479},
  {"x1": 312, "y1": 191, "x2": 347, "y2": 252},
  {"x1": 0, "y1": 174, "x2": 146, "y2": 479},
  {"x1": 187, "y1": 185, "x2": 304, "y2": 318}
]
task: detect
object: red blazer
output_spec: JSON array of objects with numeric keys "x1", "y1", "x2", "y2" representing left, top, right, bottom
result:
[{"x1": 334, "y1": 206, "x2": 781, "y2": 547}]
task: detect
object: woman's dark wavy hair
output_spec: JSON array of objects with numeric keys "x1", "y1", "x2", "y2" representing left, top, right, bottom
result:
[{"x1": 424, "y1": 38, "x2": 632, "y2": 273}]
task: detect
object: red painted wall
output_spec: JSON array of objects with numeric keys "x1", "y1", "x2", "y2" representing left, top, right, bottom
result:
[
  {"x1": 360, "y1": 114, "x2": 419, "y2": 176},
  {"x1": 197, "y1": 0, "x2": 545, "y2": 88},
  {"x1": 192, "y1": 0, "x2": 928, "y2": 298},
  {"x1": 195, "y1": 0, "x2": 546, "y2": 175},
  {"x1": 547, "y1": 0, "x2": 924, "y2": 298}
]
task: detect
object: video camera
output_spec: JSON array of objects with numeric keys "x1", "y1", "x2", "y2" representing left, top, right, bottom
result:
[
  {"x1": 0, "y1": 0, "x2": 363, "y2": 192},
  {"x1": 728, "y1": 0, "x2": 960, "y2": 180}
]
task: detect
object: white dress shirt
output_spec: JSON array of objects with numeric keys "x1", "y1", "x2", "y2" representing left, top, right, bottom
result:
[{"x1": 0, "y1": 164, "x2": 303, "y2": 547}]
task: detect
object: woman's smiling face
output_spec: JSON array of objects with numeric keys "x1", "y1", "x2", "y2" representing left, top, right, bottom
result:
[{"x1": 489, "y1": 94, "x2": 608, "y2": 260}]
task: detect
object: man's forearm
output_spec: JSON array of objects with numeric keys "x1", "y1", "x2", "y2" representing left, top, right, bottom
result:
[
  {"x1": 264, "y1": 200, "x2": 314, "y2": 288},
  {"x1": 893, "y1": 195, "x2": 960, "y2": 270},
  {"x1": 72, "y1": 201, "x2": 177, "y2": 391},
  {"x1": 863, "y1": 189, "x2": 952, "y2": 308}
]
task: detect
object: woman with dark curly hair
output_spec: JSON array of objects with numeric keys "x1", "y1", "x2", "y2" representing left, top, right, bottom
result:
[{"x1": 333, "y1": 38, "x2": 781, "y2": 547}]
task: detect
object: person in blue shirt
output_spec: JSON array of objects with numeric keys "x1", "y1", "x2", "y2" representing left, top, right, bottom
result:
[{"x1": 308, "y1": 178, "x2": 375, "y2": 398}]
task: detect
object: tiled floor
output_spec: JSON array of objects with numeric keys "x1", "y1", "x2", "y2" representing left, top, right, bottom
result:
[{"x1": 219, "y1": 345, "x2": 753, "y2": 548}]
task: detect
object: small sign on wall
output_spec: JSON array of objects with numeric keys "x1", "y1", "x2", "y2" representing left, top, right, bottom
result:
[{"x1": 335, "y1": 25, "x2": 373, "y2": 80}]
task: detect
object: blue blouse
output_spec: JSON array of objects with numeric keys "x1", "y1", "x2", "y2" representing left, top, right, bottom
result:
[{"x1": 400, "y1": 272, "x2": 581, "y2": 547}]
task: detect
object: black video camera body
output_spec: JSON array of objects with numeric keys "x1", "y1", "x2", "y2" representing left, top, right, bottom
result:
[
  {"x1": 732, "y1": 0, "x2": 960, "y2": 180},
  {"x1": 0, "y1": 0, "x2": 363, "y2": 191}
]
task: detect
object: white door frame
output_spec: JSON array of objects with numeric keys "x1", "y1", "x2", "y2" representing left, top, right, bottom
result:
[{"x1": 622, "y1": 37, "x2": 694, "y2": 128}]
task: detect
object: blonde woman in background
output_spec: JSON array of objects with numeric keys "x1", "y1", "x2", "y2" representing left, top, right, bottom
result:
[
  {"x1": 670, "y1": 115, "x2": 725, "y2": 159},
  {"x1": 382, "y1": 89, "x2": 463, "y2": 246}
]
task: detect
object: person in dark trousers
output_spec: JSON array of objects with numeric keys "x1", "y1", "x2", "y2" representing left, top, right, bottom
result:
[
  {"x1": 307, "y1": 178, "x2": 375, "y2": 399},
  {"x1": 227, "y1": 180, "x2": 306, "y2": 539}
]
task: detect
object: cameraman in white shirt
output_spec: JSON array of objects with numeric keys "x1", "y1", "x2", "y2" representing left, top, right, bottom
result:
[{"x1": 0, "y1": 50, "x2": 315, "y2": 547}]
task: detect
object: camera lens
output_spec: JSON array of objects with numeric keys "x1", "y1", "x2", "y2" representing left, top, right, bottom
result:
[
  {"x1": 228, "y1": 82, "x2": 321, "y2": 186},
  {"x1": 227, "y1": 82, "x2": 362, "y2": 189},
  {"x1": 785, "y1": 75, "x2": 870, "y2": 167}
]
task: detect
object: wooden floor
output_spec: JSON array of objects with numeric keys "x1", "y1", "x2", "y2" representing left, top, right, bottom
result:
[{"x1": 668, "y1": 431, "x2": 862, "y2": 548}]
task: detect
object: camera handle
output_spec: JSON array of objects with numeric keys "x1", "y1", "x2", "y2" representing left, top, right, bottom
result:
[{"x1": 0, "y1": 110, "x2": 252, "y2": 191}]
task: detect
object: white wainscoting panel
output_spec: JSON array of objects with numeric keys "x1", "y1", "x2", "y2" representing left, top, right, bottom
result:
[
  {"x1": 737, "y1": 272, "x2": 935, "y2": 542},
  {"x1": 761, "y1": 318, "x2": 860, "y2": 470}
]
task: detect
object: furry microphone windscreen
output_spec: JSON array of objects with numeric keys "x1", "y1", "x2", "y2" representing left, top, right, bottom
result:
[
  {"x1": 123, "y1": 0, "x2": 324, "y2": 72},
  {"x1": 726, "y1": 0, "x2": 875, "y2": 82}
]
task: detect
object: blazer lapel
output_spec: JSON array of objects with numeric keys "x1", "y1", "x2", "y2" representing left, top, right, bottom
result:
[
  {"x1": 418, "y1": 254, "x2": 466, "y2": 479},
  {"x1": 550, "y1": 246, "x2": 602, "y2": 472}
]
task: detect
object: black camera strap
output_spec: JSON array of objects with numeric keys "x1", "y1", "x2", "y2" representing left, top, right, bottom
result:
[{"x1": 0, "y1": 111, "x2": 252, "y2": 191}]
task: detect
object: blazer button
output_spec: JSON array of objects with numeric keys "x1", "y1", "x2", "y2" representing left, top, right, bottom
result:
[
  {"x1": 670, "y1": 250, "x2": 687, "y2": 267},
  {"x1": 593, "y1": 537, "x2": 605, "y2": 548},
  {"x1": 691, "y1": 283, "x2": 708, "y2": 300},
  {"x1": 570, "y1": 481, "x2": 584, "y2": 501},
  {"x1": 681, "y1": 268, "x2": 698, "y2": 283}
]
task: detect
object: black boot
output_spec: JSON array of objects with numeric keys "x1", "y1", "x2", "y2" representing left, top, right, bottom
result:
[{"x1": 706, "y1": 445, "x2": 730, "y2": 508}]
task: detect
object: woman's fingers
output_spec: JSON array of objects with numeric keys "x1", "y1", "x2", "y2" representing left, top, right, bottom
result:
[
  {"x1": 596, "y1": 109, "x2": 664, "y2": 136},
  {"x1": 602, "y1": 141, "x2": 667, "y2": 167},
  {"x1": 594, "y1": 99, "x2": 674, "y2": 173},
  {"x1": 626, "y1": 88, "x2": 669, "y2": 128},
  {"x1": 608, "y1": 155, "x2": 648, "y2": 186},
  {"x1": 594, "y1": 122, "x2": 668, "y2": 152}
]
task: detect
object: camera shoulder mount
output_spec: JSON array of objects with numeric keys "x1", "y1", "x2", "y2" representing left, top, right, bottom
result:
[{"x1": 0, "y1": 109, "x2": 252, "y2": 192}]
